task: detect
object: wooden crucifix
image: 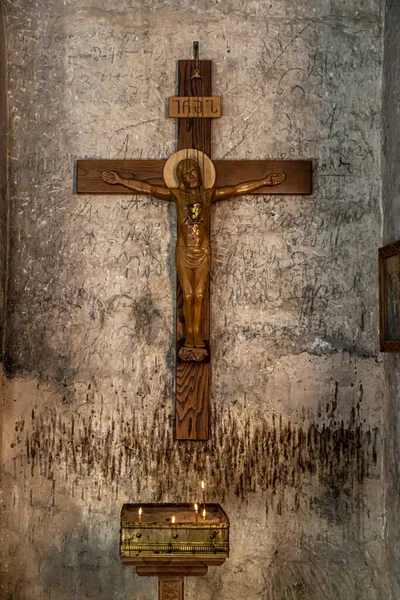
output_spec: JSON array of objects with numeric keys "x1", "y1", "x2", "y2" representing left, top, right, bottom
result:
[{"x1": 76, "y1": 44, "x2": 312, "y2": 442}]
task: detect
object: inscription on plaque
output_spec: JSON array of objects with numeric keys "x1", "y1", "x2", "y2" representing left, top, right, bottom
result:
[{"x1": 168, "y1": 96, "x2": 221, "y2": 118}]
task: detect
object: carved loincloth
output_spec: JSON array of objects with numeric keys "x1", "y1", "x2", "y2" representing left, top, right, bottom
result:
[{"x1": 176, "y1": 245, "x2": 211, "y2": 271}]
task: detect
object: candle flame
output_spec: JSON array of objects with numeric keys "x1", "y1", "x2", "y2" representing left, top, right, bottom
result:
[
  {"x1": 194, "y1": 503, "x2": 198, "y2": 511},
  {"x1": 201, "y1": 481, "x2": 205, "y2": 489},
  {"x1": 202, "y1": 509, "x2": 206, "y2": 518},
  {"x1": 172, "y1": 516, "x2": 176, "y2": 524},
  {"x1": 138, "y1": 508, "x2": 142, "y2": 516}
]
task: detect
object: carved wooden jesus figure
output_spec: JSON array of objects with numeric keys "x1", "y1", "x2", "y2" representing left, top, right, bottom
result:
[{"x1": 101, "y1": 149, "x2": 285, "y2": 351}]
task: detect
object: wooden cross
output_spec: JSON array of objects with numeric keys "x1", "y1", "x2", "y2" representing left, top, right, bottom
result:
[{"x1": 76, "y1": 45, "x2": 312, "y2": 442}]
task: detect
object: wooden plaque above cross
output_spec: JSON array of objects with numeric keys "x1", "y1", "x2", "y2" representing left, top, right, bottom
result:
[{"x1": 76, "y1": 43, "x2": 312, "y2": 442}]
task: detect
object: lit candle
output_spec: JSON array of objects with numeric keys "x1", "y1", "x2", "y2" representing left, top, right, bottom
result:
[
  {"x1": 194, "y1": 503, "x2": 199, "y2": 523},
  {"x1": 171, "y1": 515, "x2": 178, "y2": 539},
  {"x1": 138, "y1": 507, "x2": 142, "y2": 523},
  {"x1": 201, "y1": 481, "x2": 206, "y2": 513},
  {"x1": 202, "y1": 508, "x2": 206, "y2": 521}
]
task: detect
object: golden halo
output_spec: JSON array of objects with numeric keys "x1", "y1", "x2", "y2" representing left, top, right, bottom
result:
[{"x1": 163, "y1": 149, "x2": 216, "y2": 189}]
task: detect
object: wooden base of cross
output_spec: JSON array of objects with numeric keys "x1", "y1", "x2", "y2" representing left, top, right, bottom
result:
[{"x1": 76, "y1": 48, "x2": 312, "y2": 441}]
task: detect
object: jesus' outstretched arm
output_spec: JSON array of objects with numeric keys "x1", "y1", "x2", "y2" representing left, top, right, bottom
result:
[
  {"x1": 101, "y1": 171, "x2": 174, "y2": 201},
  {"x1": 212, "y1": 172, "x2": 286, "y2": 202}
]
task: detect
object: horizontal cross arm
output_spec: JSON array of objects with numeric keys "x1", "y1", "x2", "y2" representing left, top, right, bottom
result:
[
  {"x1": 76, "y1": 160, "x2": 166, "y2": 194},
  {"x1": 76, "y1": 158, "x2": 312, "y2": 196},
  {"x1": 213, "y1": 160, "x2": 312, "y2": 195}
]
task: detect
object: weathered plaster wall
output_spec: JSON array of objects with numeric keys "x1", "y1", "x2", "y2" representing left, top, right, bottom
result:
[
  {"x1": 0, "y1": 3, "x2": 8, "y2": 355},
  {"x1": 0, "y1": 0, "x2": 8, "y2": 488},
  {"x1": 0, "y1": 1, "x2": 388, "y2": 599},
  {"x1": 382, "y1": 0, "x2": 400, "y2": 596}
]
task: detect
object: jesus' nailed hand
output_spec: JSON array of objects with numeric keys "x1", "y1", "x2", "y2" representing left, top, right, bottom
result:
[{"x1": 101, "y1": 151, "x2": 285, "y2": 351}]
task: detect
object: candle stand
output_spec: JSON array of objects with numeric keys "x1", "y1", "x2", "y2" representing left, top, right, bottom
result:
[{"x1": 120, "y1": 504, "x2": 230, "y2": 600}]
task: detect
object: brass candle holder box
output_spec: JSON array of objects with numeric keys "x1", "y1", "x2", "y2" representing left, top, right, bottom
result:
[{"x1": 120, "y1": 503, "x2": 229, "y2": 562}]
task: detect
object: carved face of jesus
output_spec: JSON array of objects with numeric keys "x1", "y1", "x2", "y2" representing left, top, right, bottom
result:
[{"x1": 176, "y1": 159, "x2": 202, "y2": 190}]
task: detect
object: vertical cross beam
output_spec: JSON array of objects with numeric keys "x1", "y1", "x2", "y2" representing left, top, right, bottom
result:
[{"x1": 175, "y1": 58, "x2": 212, "y2": 440}]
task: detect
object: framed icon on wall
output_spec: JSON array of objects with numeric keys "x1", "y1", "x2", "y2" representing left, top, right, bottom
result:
[{"x1": 379, "y1": 240, "x2": 400, "y2": 352}]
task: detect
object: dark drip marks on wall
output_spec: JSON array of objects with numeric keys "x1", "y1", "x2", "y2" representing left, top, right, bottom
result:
[{"x1": 10, "y1": 393, "x2": 379, "y2": 520}]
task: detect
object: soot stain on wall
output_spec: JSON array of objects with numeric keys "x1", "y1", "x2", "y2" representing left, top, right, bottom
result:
[{"x1": 11, "y1": 399, "x2": 379, "y2": 520}]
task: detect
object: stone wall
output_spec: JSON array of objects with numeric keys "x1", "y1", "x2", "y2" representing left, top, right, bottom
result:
[
  {"x1": 0, "y1": 1, "x2": 389, "y2": 599},
  {"x1": 382, "y1": 0, "x2": 400, "y2": 596}
]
